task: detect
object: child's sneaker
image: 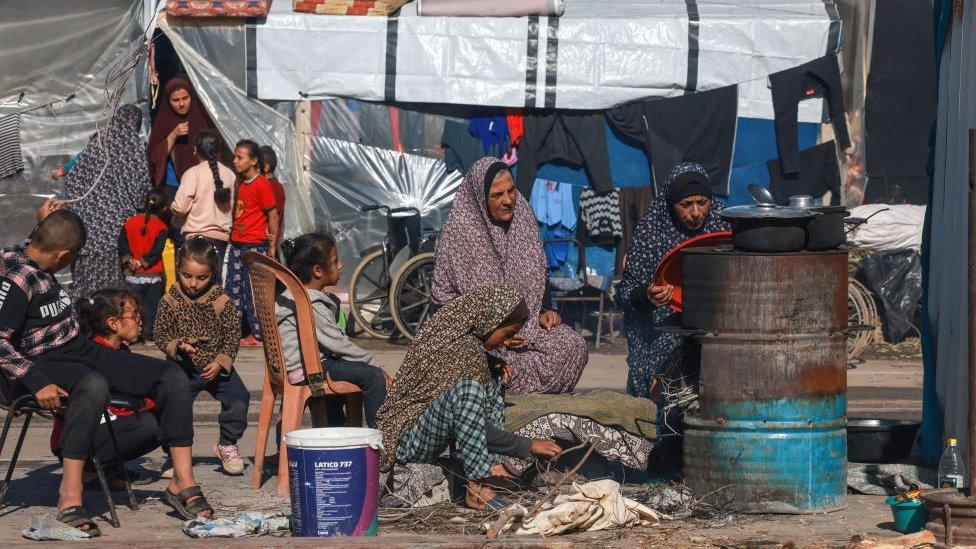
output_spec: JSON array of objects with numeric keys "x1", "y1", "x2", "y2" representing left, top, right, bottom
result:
[{"x1": 214, "y1": 444, "x2": 245, "y2": 475}]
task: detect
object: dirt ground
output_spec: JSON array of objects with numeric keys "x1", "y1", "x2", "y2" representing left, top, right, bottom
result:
[{"x1": 0, "y1": 337, "x2": 924, "y2": 548}]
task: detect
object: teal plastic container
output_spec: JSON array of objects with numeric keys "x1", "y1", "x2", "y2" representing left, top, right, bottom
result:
[{"x1": 886, "y1": 496, "x2": 929, "y2": 534}]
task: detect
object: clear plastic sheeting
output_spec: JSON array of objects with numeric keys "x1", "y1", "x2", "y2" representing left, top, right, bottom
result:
[
  {"x1": 310, "y1": 137, "x2": 461, "y2": 286},
  {"x1": 158, "y1": 14, "x2": 311, "y2": 237},
  {"x1": 251, "y1": 0, "x2": 836, "y2": 113},
  {"x1": 0, "y1": 0, "x2": 143, "y2": 248}
]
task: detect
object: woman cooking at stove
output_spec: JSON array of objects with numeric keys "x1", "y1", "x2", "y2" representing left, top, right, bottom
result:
[
  {"x1": 617, "y1": 162, "x2": 729, "y2": 470},
  {"x1": 618, "y1": 162, "x2": 728, "y2": 397}
]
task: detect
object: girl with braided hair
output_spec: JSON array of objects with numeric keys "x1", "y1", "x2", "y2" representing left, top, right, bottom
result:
[{"x1": 171, "y1": 130, "x2": 235, "y2": 282}]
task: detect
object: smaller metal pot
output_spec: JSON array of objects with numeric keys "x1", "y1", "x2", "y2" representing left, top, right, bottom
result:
[
  {"x1": 719, "y1": 205, "x2": 815, "y2": 253},
  {"x1": 805, "y1": 205, "x2": 848, "y2": 251}
]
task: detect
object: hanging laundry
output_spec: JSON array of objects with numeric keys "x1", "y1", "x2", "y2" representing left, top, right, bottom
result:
[
  {"x1": 468, "y1": 115, "x2": 509, "y2": 157},
  {"x1": 530, "y1": 179, "x2": 576, "y2": 231},
  {"x1": 766, "y1": 141, "x2": 841, "y2": 206},
  {"x1": 540, "y1": 225, "x2": 574, "y2": 271},
  {"x1": 769, "y1": 54, "x2": 851, "y2": 175},
  {"x1": 0, "y1": 113, "x2": 25, "y2": 179},
  {"x1": 441, "y1": 119, "x2": 483, "y2": 174},
  {"x1": 607, "y1": 85, "x2": 737, "y2": 197},
  {"x1": 516, "y1": 111, "x2": 613, "y2": 196},
  {"x1": 506, "y1": 109, "x2": 524, "y2": 146},
  {"x1": 579, "y1": 188, "x2": 622, "y2": 242},
  {"x1": 531, "y1": 179, "x2": 577, "y2": 271},
  {"x1": 616, "y1": 186, "x2": 654, "y2": 272}
]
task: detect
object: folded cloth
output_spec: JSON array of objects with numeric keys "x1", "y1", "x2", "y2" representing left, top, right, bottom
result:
[
  {"x1": 182, "y1": 513, "x2": 289, "y2": 538},
  {"x1": 505, "y1": 389, "x2": 656, "y2": 439},
  {"x1": 846, "y1": 463, "x2": 936, "y2": 496},
  {"x1": 418, "y1": 0, "x2": 565, "y2": 17},
  {"x1": 22, "y1": 514, "x2": 94, "y2": 541},
  {"x1": 510, "y1": 479, "x2": 664, "y2": 536}
]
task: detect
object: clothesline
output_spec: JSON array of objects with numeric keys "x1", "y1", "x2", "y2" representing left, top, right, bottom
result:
[{"x1": 0, "y1": 94, "x2": 76, "y2": 122}]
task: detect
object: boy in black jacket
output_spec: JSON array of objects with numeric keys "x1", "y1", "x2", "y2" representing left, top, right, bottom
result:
[{"x1": 0, "y1": 210, "x2": 213, "y2": 534}]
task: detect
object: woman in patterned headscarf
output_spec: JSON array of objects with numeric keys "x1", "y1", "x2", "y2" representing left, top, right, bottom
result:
[
  {"x1": 617, "y1": 161, "x2": 729, "y2": 399},
  {"x1": 62, "y1": 104, "x2": 153, "y2": 298},
  {"x1": 431, "y1": 157, "x2": 588, "y2": 395},
  {"x1": 377, "y1": 284, "x2": 561, "y2": 510}
]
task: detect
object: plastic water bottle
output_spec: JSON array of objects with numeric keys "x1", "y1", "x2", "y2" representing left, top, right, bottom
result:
[{"x1": 938, "y1": 437, "x2": 967, "y2": 490}]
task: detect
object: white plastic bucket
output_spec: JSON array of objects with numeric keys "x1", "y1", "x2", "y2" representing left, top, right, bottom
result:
[{"x1": 284, "y1": 427, "x2": 383, "y2": 537}]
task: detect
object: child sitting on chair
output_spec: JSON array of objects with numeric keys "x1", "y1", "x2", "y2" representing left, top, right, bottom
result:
[
  {"x1": 275, "y1": 232, "x2": 391, "y2": 428},
  {"x1": 65, "y1": 289, "x2": 159, "y2": 488},
  {"x1": 154, "y1": 236, "x2": 249, "y2": 476}
]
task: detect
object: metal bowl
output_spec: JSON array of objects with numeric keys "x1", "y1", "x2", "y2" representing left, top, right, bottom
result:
[{"x1": 847, "y1": 418, "x2": 921, "y2": 463}]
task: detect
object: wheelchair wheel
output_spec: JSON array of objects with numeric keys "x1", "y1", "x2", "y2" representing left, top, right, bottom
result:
[
  {"x1": 348, "y1": 248, "x2": 397, "y2": 339},
  {"x1": 390, "y1": 252, "x2": 436, "y2": 341},
  {"x1": 847, "y1": 277, "x2": 877, "y2": 363}
]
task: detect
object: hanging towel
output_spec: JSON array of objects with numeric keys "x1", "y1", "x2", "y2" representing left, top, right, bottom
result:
[
  {"x1": 579, "y1": 188, "x2": 622, "y2": 241},
  {"x1": 0, "y1": 114, "x2": 24, "y2": 179}
]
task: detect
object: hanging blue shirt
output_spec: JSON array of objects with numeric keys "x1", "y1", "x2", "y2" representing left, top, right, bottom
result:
[{"x1": 529, "y1": 179, "x2": 576, "y2": 231}]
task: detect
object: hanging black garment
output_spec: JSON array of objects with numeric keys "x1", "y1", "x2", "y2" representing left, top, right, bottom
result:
[
  {"x1": 606, "y1": 85, "x2": 737, "y2": 197},
  {"x1": 769, "y1": 55, "x2": 851, "y2": 176},
  {"x1": 766, "y1": 141, "x2": 841, "y2": 206},
  {"x1": 516, "y1": 111, "x2": 613, "y2": 196}
]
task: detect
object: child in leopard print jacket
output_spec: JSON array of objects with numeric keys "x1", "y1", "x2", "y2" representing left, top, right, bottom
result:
[{"x1": 153, "y1": 236, "x2": 250, "y2": 476}]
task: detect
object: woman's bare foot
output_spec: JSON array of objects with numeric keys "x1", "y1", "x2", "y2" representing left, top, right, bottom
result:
[
  {"x1": 166, "y1": 479, "x2": 213, "y2": 518},
  {"x1": 464, "y1": 479, "x2": 498, "y2": 511}
]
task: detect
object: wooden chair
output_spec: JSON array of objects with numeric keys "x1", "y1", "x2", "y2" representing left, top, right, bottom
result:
[{"x1": 243, "y1": 251, "x2": 364, "y2": 497}]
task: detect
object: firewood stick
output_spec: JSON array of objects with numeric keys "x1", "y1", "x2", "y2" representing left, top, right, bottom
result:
[{"x1": 485, "y1": 441, "x2": 598, "y2": 540}]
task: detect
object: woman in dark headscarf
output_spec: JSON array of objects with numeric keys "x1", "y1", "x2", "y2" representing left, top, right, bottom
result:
[
  {"x1": 431, "y1": 157, "x2": 588, "y2": 395},
  {"x1": 147, "y1": 77, "x2": 217, "y2": 192},
  {"x1": 62, "y1": 104, "x2": 153, "y2": 297},
  {"x1": 617, "y1": 162, "x2": 729, "y2": 398},
  {"x1": 377, "y1": 284, "x2": 561, "y2": 510}
]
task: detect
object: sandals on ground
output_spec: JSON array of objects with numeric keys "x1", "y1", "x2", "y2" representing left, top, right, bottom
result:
[
  {"x1": 163, "y1": 485, "x2": 214, "y2": 520},
  {"x1": 56, "y1": 506, "x2": 101, "y2": 537}
]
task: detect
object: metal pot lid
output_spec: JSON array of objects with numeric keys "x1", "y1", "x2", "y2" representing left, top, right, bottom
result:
[
  {"x1": 719, "y1": 204, "x2": 816, "y2": 220},
  {"x1": 808, "y1": 205, "x2": 848, "y2": 214}
]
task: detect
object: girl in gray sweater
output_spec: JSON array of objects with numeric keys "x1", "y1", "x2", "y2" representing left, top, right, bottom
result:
[{"x1": 275, "y1": 233, "x2": 390, "y2": 427}]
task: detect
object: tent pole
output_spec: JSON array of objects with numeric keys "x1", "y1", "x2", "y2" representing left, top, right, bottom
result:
[{"x1": 969, "y1": 128, "x2": 976, "y2": 497}]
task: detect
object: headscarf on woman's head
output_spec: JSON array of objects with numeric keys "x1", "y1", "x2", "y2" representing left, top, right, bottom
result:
[
  {"x1": 617, "y1": 161, "x2": 728, "y2": 311},
  {"x1": 431, "y1": 157, "x2": 547, "y2": 319},
  {"x1": 146, "y1": 76, "x2": 217, "y2": 186},
  {"x1": 666, "y1": 163, "x2": 713, "y2": 207},
  {"x1": 376, "y1": 284, "x2": 524, "y2": 471},
  {"x1": 63, "y1": 104, "x2": 152, "y2": 254}
]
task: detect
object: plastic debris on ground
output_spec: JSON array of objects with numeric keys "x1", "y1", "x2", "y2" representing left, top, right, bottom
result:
[
  {"x1": 181, "y1": 512, "x2": 290, "y2": 538},
  {"x1": 22, "y1": 514, "x2": 95, "y2": 541},
  {"x1": 847, "y1": 463, "x2": 935, "y2": 496},
  {"x1": 491, "y1": 479, "x2": 666, "y2": 537}
]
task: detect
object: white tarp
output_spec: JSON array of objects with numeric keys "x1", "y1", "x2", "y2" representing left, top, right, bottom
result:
[{"x1": 251, "y1": 0, "x2": 838, "y2": 117}]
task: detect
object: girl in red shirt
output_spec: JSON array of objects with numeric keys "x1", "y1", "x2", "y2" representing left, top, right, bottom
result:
[
  {"x1": 225, "y1": 140, "x2": 280, "y2": 345},
  {"x1": 119, "y1": 190, "x2": 168, "y2": 341}
]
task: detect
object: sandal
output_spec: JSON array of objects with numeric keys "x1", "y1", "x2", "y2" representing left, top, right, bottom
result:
[
  {"x1": 163, "y1": 485, "x2": 214, "y2": 520},
  {"x1": 56, "y1": 506, "x2": 101, "y2": 537}
]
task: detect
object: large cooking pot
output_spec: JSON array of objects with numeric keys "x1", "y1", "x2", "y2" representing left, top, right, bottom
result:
[
  {"x1": 804, "y1": 205, "x2": 848, "y2": 251},
  {"x1": 719, "y1": 204, "x2": 815, "y2": 252}
]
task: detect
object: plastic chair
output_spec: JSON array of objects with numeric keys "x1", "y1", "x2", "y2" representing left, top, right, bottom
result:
[
  {"x1": 0, "y1": 376, "x2": 141, "y2": 527},
  {"x1": 243, "y1": 251, "x2": 364, "y2": 497}
]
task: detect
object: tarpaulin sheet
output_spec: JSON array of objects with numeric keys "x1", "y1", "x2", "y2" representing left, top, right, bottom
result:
[
  {"x1": 241, "y1": 0, "x2": 839, "y2": 115},
  {"x1": 0, "y1": 0, "x2": 143, "y2": 249}
]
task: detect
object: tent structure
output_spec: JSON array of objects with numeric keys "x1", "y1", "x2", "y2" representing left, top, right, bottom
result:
[
  {"x1": 3, "y1": 0, "x2": 841, "y2": 284},
  {"x1": 154, "y1": 0, "x2": 839, "y2": 282}
]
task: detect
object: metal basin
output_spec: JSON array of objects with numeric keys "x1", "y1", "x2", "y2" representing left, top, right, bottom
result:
[{"x1": 847, "y1": 418, "x2": 920, "y2": 463}]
